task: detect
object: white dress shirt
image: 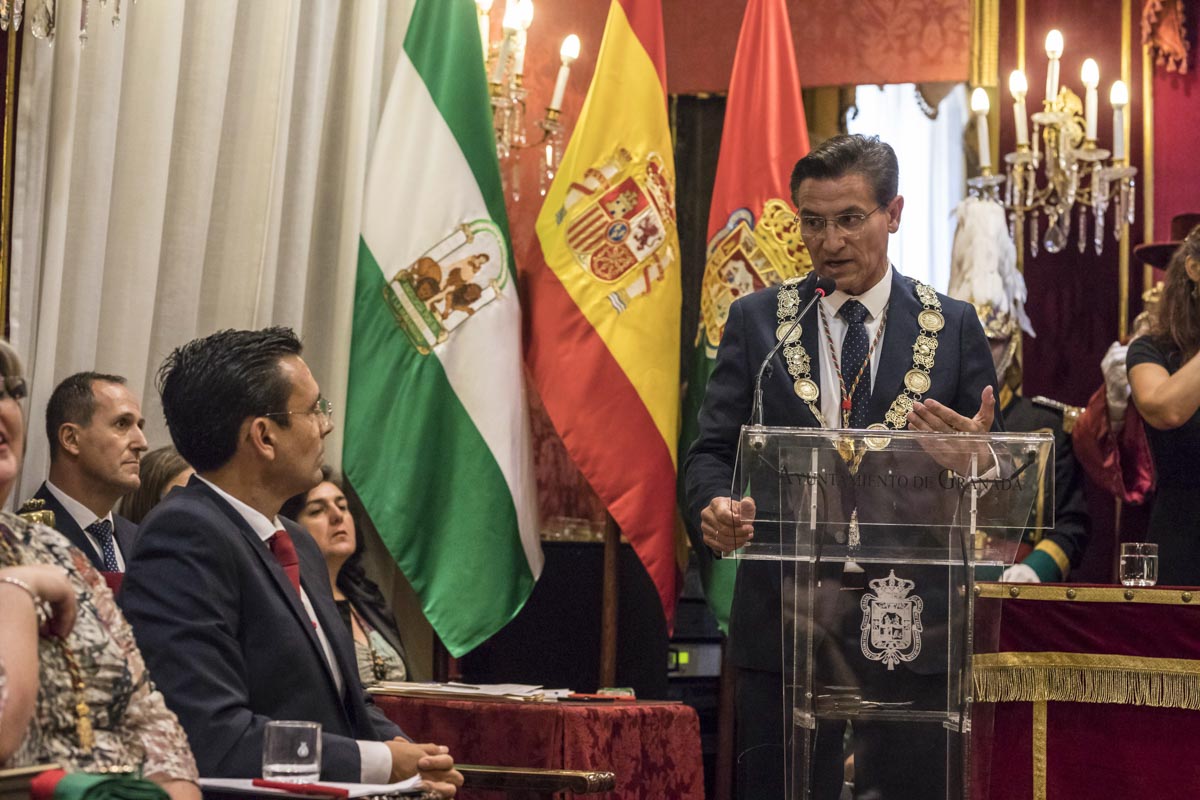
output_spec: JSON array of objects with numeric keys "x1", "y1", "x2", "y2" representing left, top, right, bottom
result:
[
  {"x1": 44, "y1": 480, "x2": 125, "y2": 570},
  {"x1": 196, "y1": 477, "x2": 393, "y2": 783},
  {"x1": 815, "y1": 265, "x2": 894, "y2": 428}
]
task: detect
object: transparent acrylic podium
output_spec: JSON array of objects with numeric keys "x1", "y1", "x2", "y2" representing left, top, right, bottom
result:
[{"x1": 732, "y1": 426, "x2": 1054, "y2": 800}]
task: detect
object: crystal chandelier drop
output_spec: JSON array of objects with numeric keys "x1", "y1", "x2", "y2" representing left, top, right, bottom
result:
[
  {"x1": 478, "y1": 0, "x2": 580, "y2": 201},
  {"x1": 1, "y1": 0, "x2": 128, "y2": 43},
  {"x1": 968, "y1": 29, "x2": 1136, "y2": 257}
]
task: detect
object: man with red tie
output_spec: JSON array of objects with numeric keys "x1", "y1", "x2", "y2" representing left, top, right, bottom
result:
[{"x1": 120, "y1": 327, "x2": 461, "y2": 796}]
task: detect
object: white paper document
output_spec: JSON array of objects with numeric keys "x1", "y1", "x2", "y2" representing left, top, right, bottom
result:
[
  {"x1": 199, "y1": 777, "x2": 423, "y2": 797},
  {"x1": 367, "y1": 681, "x2": 547, "y2": 701}
]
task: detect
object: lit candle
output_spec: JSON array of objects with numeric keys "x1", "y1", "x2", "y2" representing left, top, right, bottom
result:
[
  {"x1": 512, "y1": 0, "x2": 535, "y2": 75},
  {"x1": 476, "y1": 0, "x2": 493, "y2": 62},
  {"x1": 971, "y1": 87, "x2": 992, "y2": 170},
  {"x1": 1110, "y1": 80, "x2": 1129, "y2": 161},
  {"x1": 1081, "y1": 58, "x2": 1099, "y2": 141},
  {"x1": 1045, "y1": 29, "x2": 1064, "y2": 105},
  {"x1": 549, "y1": 34, "x2": 581, "y2": 111},
  {"x1": 1009, "y1": 70, "x2": 1029, "y2": 146},
  {"x1": 490, "y1": 3, "x2": 522, "y2": 84}
]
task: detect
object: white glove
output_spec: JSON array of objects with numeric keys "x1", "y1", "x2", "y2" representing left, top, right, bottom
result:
[
  {"x1": 1001, "y1": 563, "x2": 1041, "y2": 583},
  {"x1": 1101, "y1": 340, "x2": 1130, "y2": 430}
]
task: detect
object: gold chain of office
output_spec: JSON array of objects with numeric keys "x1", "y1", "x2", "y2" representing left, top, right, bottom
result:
[{"x1": 774, "y1": 277, "x2": 945, "y2": 432}]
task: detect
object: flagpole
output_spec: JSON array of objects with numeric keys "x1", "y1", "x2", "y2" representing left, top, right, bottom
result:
[{"x1": 599, "y1": 512, "x2": 620, "y2": 687}]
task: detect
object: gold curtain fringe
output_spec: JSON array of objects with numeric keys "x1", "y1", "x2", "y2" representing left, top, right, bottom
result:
[{"x1": 975, "y1": 665, "x2": 1200, "y2": 710}]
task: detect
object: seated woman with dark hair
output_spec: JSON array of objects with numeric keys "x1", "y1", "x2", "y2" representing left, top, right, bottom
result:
[
  {"x1": 281, "y1": 468, "x2": 410, "y2": 684},
  {"x1": 0, "y1": 338, "x2": 198, "y2": 797},
  {"x1": 118, "y1": 446, "x2": 194, "y2": 525}
]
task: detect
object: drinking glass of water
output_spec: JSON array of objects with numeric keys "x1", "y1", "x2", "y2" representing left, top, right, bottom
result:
[
  {"x1": 1119, "y1": 542, "x2": 1158, "y2": 587},
  {"x1": 263, "y1": 720, "x2": 321, "y2": 782}
]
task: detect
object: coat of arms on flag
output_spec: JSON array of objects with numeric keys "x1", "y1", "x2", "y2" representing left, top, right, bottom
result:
[
  {"x1": 698, "y1": 199, "x2": 812, "y2": 356},
  {"x1": 559, "y1": 147, "x2": 677, "y2": 313},
  {"x1": 383, "y1": 221, "x2": 508, "y2": 354}
]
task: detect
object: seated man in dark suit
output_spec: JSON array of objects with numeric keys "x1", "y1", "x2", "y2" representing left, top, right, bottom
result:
[
  {"x1": 120, "y1": 327, "x2": 461, "y2": 796},
  {"x1": 27, "y1": 372, "x2": 147, "y2": 573}
]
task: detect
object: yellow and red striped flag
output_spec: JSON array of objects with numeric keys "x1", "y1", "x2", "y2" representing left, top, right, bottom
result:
[{"x1": 524, "y1": 0, "x2": 681, "y2": 627}]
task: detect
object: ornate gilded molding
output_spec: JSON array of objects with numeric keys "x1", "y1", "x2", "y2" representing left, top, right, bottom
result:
[
  {"x1": 976, "y1": 582, "x2": 1200, "y2": 605},
  {"x1": 1142, "y1": 42, "x2": 1156, "y2": 294},
  {"x1": 1118, "y1": 0, "x2": 1133, "y2": 339},
  {"x1": 1, "y1": 26, "x2": 16, "y2": 332}
]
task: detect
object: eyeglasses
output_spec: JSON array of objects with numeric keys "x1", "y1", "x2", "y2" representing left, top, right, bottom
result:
[
  {"x1": 0, "y1": 376, "x2": 27, "y2": 402},
  {"x1": 798, "y1": 205, "x2": 884, "y2": 238},
  {"x1": 264, "y1": 396, "x2": 334, "y2": 424}
]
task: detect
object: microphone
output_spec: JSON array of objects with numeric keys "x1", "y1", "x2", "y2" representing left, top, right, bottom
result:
[{"x1": 749, "y1": 274, "x2": 837, "y2": 444}]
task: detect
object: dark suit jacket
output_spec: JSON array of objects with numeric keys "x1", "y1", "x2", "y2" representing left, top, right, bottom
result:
[
  {"x1": 29, "y1": 482, "x2": 138, "y2": 572},
  {"x1": 119, "y1": 478, "x2": 404, "y2": 781},
  {"x1": 684, "y1": 270, "x2": 1001, "y2": 672},
  {"x1": 1003, "y1": 394, "x2": 1090, "y2": 574}
]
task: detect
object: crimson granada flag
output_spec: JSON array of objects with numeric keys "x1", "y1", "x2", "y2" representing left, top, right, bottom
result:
[{"x1": 679, "y1": 0, "x2": 812, "y2": 631}]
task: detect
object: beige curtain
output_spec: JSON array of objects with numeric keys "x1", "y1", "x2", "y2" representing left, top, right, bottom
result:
[{"x1": 9, "y1": 0, "x2": 414, "y2": 502}]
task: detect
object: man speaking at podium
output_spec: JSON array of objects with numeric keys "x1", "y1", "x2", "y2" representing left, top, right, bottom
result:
[{"x1": 684, "y1": 134, "x2": 1001, "y2": 799}]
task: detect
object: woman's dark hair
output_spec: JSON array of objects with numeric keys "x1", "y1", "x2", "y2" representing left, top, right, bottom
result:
[
  {"x1": 118, "y1": 446, "x2": 192, "y2": 524},
  {"x1": 1148, "y1": 224, "x2": 1200, "y2": 365},
  {"x1": 281, "y1": 467, "x2": 396, "y2": 632},
  {"x1": 156, "y1": 327, "x2": 302, "y2": 472},
  {"x1": 789, "y1": 133, "x2": 899, "y2": 207}
]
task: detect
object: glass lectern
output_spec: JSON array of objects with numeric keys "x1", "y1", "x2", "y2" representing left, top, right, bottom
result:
[{"x1": 732, "y1": 425, "x2": 1054, "y2": 800}]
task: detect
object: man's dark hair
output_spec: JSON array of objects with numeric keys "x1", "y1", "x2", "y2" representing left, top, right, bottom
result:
[
  {"x1": 789, "y1": 134, "x2": 900, "y2": 207},
  {"x1": 46, "y1": 372, "x2": 128, "y2": 461},
  {"x1": 156, "y1": 327, "x2": 303, "y2": 473}
]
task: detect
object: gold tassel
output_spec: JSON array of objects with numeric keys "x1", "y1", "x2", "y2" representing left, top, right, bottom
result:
[{"x1": 975, "y1": 662, "x2": 1200, "y2": 710}]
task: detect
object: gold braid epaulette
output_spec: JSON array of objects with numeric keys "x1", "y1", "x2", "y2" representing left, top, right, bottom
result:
[{"x1": 1030, "y1": 395, "x2": 1084, "y2": 434}]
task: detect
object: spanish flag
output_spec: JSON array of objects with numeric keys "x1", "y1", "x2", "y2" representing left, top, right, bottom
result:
[
  {"x1": 679, "y1": 0, "x2": 811, "y2": 632},
  {"x1": 524, "y1": 0, "x2": 681, "y2": 626}
]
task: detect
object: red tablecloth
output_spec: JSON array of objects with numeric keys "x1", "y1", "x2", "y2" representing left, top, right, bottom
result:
[
  {"x1": 374, "y1": 695, "x2": 704, "y2": 800},
  {"x1": 973, "y1": 582, "x2": 1200, "y2": 800}
]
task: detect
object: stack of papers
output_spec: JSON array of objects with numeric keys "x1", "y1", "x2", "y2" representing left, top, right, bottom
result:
[
  {"x1": 199, "y1": 777, "x2": 423, "y2": 797},
  {"x1": 367, "y1": 681, "x2": 549, "y2": 702}
]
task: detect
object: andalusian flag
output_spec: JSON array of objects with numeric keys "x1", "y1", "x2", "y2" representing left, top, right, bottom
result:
[
  {"x1": 679, "y1": 0, "x2": 812, "y2": 631},
  {"x1": 524, "y1": 0, "x2": 681, "y2": 627},
  {"x1": 345, "y1": 0, "x2": 542, "y2": 657}
]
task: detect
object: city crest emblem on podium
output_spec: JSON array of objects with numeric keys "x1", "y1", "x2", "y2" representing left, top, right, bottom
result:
[{"x1": 860, "y1": 570, "x2": 924, "y2": 670}]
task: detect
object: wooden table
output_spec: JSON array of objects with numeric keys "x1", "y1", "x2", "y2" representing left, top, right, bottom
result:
[{"x1": 374, "y1": 694, "x2": 704, "y2": 800}]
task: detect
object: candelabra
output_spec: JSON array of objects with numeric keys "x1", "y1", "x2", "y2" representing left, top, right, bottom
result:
[
  {"x1": 479, "y1": 0, "x2": 580, "y2": 201},
  {"x1": 1, "y1": 0, "x2": 127, "y2": 43},
  {"x1": 968, "y1": 29, "x2": 1136, "y2": 258}
]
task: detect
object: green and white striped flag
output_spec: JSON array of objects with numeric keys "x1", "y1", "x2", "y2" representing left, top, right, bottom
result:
[{"x1": 345, "y1": 0, "x2": 542, "y2": 657}]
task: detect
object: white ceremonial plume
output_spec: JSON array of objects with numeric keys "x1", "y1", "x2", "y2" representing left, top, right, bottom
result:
[{"x1": 947, "y1": 196, "x2": 1035, "y2": 338}]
